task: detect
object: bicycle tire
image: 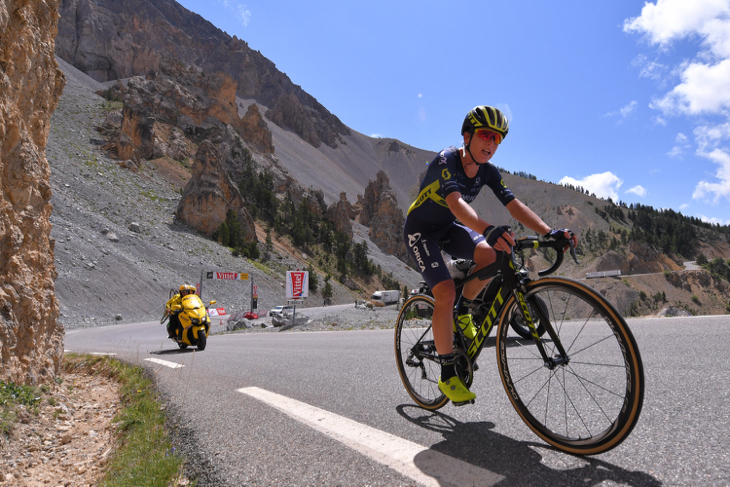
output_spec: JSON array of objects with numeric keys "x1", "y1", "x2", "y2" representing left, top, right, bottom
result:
[
  {"x1": 495, "y1": 277, "x2": 644, "y2": 455},
  {"x1": 394, "y1": 295, "x2": 448, "y2": 410}
]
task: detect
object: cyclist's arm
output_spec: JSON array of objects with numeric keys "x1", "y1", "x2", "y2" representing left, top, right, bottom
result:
[
  {"x1": 446, "y1": 192, "x2": 490, "y2": 234},
  {"x1": 505, "y1": 199, "x2": 551, "y2": 236}
]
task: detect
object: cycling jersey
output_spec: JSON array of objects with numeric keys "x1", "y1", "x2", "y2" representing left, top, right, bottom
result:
[
  {"x1": 407, "y1": 146, "x2": 514, "y2": 225},
  {"x1": 403, "y1": 146, "x2": 515, "y2": 287}
]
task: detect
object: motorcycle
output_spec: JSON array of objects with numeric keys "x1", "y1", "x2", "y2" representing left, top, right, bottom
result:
[{"x1": 160, "y1": 290, "x2": 216, "y2": 351}]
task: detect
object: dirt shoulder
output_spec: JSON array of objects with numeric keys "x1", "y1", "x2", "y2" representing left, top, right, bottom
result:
[{"x1": 1, "y1": 363, "x2": 120, "y2": 487}]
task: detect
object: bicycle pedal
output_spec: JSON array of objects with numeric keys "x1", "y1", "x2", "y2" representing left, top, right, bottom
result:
[
  {"x1": 452, "y1": 399, "x2": 475, "y2": 407},
  {"x1": 473, "y1": 361, "x2": 479, "y2": 372}
]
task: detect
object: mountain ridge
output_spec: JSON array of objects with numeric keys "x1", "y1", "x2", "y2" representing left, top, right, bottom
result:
[{"x1": 50, "y1": 0, "x2": 730, "y2": 321}]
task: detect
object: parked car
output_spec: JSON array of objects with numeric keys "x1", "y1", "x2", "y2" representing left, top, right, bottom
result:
[{"x1": 269, "y1": 305, "x2": 293, "y2": 317}]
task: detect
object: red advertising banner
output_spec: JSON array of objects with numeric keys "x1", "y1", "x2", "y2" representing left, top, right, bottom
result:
[{"x1": 286, "y1": 271, "x2": 308, "y2": 299}]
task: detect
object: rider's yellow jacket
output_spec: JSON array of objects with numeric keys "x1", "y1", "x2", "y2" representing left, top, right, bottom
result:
[{"x1": 166, "y1": 294, "x2": 182, "y2": 313}]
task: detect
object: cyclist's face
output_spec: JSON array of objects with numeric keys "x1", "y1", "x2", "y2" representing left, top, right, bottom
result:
[{"x1": 466, "y1": 130, "x2": 499, "y2": 163}]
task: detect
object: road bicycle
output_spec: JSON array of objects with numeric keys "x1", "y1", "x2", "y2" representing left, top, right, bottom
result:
[{"x1": 395, "y1": 234, "x2": 645, "y2": 455}]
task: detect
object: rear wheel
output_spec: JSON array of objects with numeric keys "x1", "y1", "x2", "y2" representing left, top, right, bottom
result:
[
  {"x1": 394, "y1": 295, "x2": 448, "y2": 410},
  {"x1": 496, "y1": 278, "x2": 644, "y2": 455}
]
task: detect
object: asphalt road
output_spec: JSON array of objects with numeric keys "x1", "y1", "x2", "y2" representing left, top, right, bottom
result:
[{"x1": 64, "y1": 313, "x2": 730, "y2": 486}]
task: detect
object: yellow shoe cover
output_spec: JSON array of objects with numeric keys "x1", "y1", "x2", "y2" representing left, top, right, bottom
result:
[
  {"x1": 455, "y1": 314, "x2": 478, "y2": 340},
  {"x1": 438, "y1": 376, "x2": 476, "y2": 403}
]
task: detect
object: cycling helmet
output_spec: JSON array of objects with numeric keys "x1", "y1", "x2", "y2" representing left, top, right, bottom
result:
[
  {"x1": 179, "y1": 284, "x2": 195, "y2": 296},
  {"x1": 461, "y1": 106, "x2": 509, "y2": 139}
]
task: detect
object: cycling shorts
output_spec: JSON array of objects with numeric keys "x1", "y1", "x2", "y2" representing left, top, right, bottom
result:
[{"x1": 403, "y1": 217, "x2": 485, "y2": 289}]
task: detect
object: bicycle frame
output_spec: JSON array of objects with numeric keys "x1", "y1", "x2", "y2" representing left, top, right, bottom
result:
[{"x1": 444, "y1": 236, "x2": 576, "y2": 368}]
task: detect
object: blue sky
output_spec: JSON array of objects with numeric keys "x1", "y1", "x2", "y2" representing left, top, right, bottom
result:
[{"x1": 175, "y1": 0, "x2": 730, "y2": 225}]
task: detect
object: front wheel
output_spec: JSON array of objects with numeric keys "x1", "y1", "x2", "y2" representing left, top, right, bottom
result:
[
  {"x1": 496, "y1": 278, "x2": 644, "y2": 455},
  {"x1": 394, "y1": 295, "x2": 448, "y2": 410},
  {"x1": 196, "y1": 329, "x2": 207, "y2": 351}
]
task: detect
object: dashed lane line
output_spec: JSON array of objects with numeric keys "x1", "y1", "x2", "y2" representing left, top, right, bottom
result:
[
  {"x1": 144, "y1": 358, "x2": 185, "y2": 369},
  {"x1": 238, "y1": 386, "x2": 504, "y2": 487}
]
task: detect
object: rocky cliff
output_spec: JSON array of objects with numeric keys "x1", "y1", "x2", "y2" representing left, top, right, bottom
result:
[
  {"x1": 55, "y1": 0, "x2": 350, "y2": 149},
  {"x1": 98, "y1": 59, "x2": 266, "y2": 163},
  {"x1": 359, "y1": 171, "x2": 408, "y2": 262},
  {"x1": 175, "y1": 140, "x2": 256, "y2": 241},
  {"x1": 0, "y1": 0, "x2": 65, "y2": 384}
]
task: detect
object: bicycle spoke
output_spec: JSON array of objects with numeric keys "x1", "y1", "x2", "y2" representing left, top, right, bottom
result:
[{"x1": 554, "y1": 368, "x2": 594, "y2": 438}]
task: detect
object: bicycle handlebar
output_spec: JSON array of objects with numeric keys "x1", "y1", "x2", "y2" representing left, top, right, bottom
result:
[
  {"x1": 514, "y1": 235, "x2": 579, "y2": 277},
  {"x1": 454, "y1": 231, "x2": 579, "y2": 289}
]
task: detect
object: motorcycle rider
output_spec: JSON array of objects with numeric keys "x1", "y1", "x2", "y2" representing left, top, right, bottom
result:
[{"x1": 166, "y1": 284, "x2": 196, "y2": 339}]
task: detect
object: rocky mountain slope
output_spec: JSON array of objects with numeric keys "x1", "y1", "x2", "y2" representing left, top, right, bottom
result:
[
  {"x1": 49, "y1": 58, "x2": 419, "y2": 329},
  {"x1": 47, "y1": 0, "x2": 730, "y2": 325}
]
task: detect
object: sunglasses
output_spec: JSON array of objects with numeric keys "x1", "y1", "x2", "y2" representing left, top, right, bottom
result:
[{"x1": 475, "y1": 129, "x2": 503, "y2": 145}]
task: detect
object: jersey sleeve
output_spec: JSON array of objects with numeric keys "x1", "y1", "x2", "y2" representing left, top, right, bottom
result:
[
  {"x1": 484, "y1": 164, "x2": 515, "y2": 206},
  {"x1": 439, "y1": 150, "x2": 462, "y2": 197}
]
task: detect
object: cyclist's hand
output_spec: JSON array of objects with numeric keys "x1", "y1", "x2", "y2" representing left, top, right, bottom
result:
[
  {"x1": 483, "y1": 225, "x2": 515, "y2": 253},
  {"x1": 544, "y1": 228, "x2": 577, "y2": 252}
]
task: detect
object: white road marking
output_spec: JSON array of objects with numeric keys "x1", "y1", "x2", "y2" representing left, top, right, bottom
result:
[
  {"x1": 144, "y1": 358, "x2": 184, "y2": 369},
  {"x1": 90, "y1": 352, "x2": 117, "y2": 356},
  {"x1": 238, "y1": 386, "x2": 504, "y2": 487}
]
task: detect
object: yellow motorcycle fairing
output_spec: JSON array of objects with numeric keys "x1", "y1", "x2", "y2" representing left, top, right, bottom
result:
[{"x1": 178, "y1": 295, "x2": 209, "y2": 344}]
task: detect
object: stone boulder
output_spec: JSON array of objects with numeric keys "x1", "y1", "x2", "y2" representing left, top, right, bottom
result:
[
  {"x1": 0, "y1": 0, "x2": 66, "y2": 384},
  {"x1": 175, "y1": 141, "x2": 256, "y2": 242}
]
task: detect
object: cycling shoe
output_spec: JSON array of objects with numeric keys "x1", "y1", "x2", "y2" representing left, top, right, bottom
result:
[{"x1": 438, "y1": 376, "x2": 476, "y2": 403}]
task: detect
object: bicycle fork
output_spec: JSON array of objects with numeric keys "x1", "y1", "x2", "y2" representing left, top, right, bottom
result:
[{"x1": 513, "y1": 289, "x2": 570, "y2": 370}]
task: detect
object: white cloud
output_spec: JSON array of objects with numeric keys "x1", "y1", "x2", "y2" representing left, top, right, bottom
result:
[
  {"x1": 237, "y1": 5, "x2": 252, "y2": 26},
  {"x1": 667, "y1": 146, "x2": 684, "y2": 157},
  {"x1": 559, "y1": 172, "x2": 623, "y2": 201},
  {"x1": 668, "y1": 132, "x2": 691, "y2": 157},
  {"x1": 632, "y1": 54, "x2": 667, "y2": 81},
  {"x1": 603, "y1": 101, "x2": 638, "y2": 119},
  {"x1": 653, "y1": 58, "x2": 730, "y2": 115},
  {"x1": 625, "y1": 0, "x2": 730, "y2": 205},
  {"x1": 692, "y1": 148, "x2": 730, "y2": 203},
  {"x1": 216, "y1": 1, "x2": 251, "y2": 27},
  {"x1": 627, "y1": 185, "x2": 648, "y2": 197},
  {"x1": 623, "y1": 0, "x2": 730, "y2": 49},
  {"x1": 698, "y1": 214, "x2": 728, "y2": 224},
  {"x1": 370, "y1": 133, "x2": 384, "y2": 138}
]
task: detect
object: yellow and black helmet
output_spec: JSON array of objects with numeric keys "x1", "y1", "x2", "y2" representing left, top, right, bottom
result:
[
  {"x1": 461, "y1": 106, "x2": 509, "y2": 139},
  {"x1": 179, "y1": 284, "x2": 195, "y2": 296}
]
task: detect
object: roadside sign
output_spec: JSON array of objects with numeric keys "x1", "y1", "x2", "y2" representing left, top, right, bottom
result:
[
  {"x1": 206, "y1": 271, "x2": 249, "y2": 280},
  {"x1": 286, "y1": 271, "x2": 308, "y2": 299}
]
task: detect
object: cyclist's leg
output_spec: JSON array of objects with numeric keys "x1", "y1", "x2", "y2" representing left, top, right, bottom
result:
[
  {"x1": 442, "y1": 225, "x2": 496, "y2": 339},
  {"x1": 404, "y1": 220, "x2": 474, "y2": 403}
]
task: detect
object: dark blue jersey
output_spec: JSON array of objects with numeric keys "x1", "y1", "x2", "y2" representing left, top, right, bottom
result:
[{"x1": 406, "y1": 146, "x2": 515, "y2": 227}]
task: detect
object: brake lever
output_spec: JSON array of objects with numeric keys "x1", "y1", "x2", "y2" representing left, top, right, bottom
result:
[{"x1": 569, "y1": 239, "x2": 579, "y2": 264}]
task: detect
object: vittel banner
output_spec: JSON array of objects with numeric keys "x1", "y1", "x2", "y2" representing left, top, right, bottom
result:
[
  {"x1": 286, "y1": 271, "x2": 308, "y2": 299},
  {"x1": 209, "y1": 272, "x2": 249, "y2": 280}
]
